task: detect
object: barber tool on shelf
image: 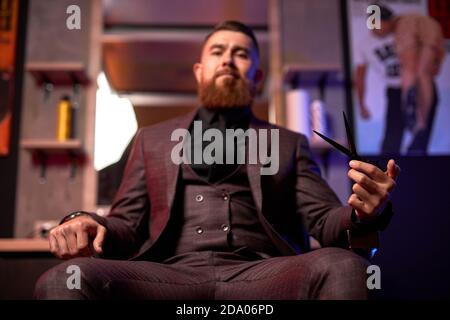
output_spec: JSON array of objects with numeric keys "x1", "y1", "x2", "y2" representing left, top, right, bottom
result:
[{"x1": 56, "y1": 95, "x2": 73, "y2": 141}]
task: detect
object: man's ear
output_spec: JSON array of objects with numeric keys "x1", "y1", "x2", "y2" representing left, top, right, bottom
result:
[{"x1": 193, "y1": 63, "x2": 202, "y2": 84}]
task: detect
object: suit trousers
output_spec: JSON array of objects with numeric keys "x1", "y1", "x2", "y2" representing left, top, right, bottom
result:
[{"x1": 35, "y1": 247, "x2": 370, "y2": 300}]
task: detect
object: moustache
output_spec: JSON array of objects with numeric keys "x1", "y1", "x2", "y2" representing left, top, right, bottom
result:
[{"x1": 214, "y1": 69, "x2": 240, "y2": 80}]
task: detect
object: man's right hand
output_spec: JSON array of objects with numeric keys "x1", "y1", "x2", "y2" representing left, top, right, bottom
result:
[{"x1": 49, "y1": 215, "x2": 107, "y2": 260}]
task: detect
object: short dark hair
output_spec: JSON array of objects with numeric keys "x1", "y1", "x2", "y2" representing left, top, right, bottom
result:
[
  {"x1": 203, "y1": 20, "x2": 260, "y2": 57},
  {"x1": 369, "y1": 3, "x2": 394, "y2": 21}
]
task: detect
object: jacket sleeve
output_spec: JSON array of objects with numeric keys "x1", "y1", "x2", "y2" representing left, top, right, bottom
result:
[
  {"x1": 90, "y1": 129, "x2": 150, "y2": 259},
  {"x1": 295, "y1": 134, "x2": 382, "y2": 251}
]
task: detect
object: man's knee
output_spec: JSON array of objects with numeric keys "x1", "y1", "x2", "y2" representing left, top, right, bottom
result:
[
  {"x1": 305, "y1": 247, "x2": 370, "y2": 299},
  {"x1": 34, "y1": 257, "x2": 95, "y2": 299},
  {"x1": 308, "y1": 247, "x2": 370, "y2": 279}
]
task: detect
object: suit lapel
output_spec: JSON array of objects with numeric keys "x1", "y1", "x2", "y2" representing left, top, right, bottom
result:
[
  {"x1": 247, "y1": 115, "x2": 272, "y2": 213},
  {"x1": 164, "y1": 109, "x2": 198, "y2": 210},
  {"x1": 247, "y1": 162, "x2": 262, "y2": 212}
]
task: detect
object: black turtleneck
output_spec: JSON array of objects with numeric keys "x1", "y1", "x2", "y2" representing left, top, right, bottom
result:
[{"x1": 188, "y1": 106, "x2": 252, "y2": 183}]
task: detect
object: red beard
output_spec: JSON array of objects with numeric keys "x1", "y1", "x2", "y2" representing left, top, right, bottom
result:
[{"x1": 198, "y1": 70, "x2": 255, "y2": 109}]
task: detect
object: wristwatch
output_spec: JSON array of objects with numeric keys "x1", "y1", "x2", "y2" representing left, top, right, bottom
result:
[{"x1": 59, "y1": 211, "x2": 91, "y2": 225}]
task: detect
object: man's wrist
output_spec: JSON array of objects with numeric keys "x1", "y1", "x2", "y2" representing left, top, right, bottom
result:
[
  {"x1": 352, "y1": 209, "x2": 377, "y2": 224},
  {"x1": 350, "y1": 201, "x2": 394, "y2": 231},
  {"x1": 59, "y1": 211, "x2": 91, "y2": 225}
]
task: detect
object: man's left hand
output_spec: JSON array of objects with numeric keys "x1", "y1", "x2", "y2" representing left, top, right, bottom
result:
[{"x1": 347, "y1": 159, "x2": 401, "y2": 221}]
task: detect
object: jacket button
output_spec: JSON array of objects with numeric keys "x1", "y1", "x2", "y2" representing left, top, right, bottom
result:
[
  {"x1": 195, "y1": 194, "x2": 204, "y2": 202},
  {"x1": 196, "y1": 227, "x2": 204, "y2": 234},
  {"x1": 222, "y1": 193, "x2": 229, "y2": 201},
  {"x1": 221, "y1": 224, "x2": 230, "y2": 232}
]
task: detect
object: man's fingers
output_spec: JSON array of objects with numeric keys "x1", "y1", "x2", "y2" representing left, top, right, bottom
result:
[
  {"x1": 76, "y1": 227, "x2": 92, "y2": 257},
  {"x1": 352, "y1": 183, "x2": 374, "y2": 204},
  {"x1": 49, "y1": 216, "x2": 102, "y2": 259},
  {"x1": 93, "y1": 225, "x2": 106, "y2": 254},
  {"x1": 49, "y1": 233, "x2": 59, "y2": 256},
  {"x1": 349, "y1": 160, "x2": 386, "y2": 181},
  {"x1": 348, "y1": 193, "x2": 374, "y2": 218},
  {"x1": 352, "y1": 183, "x2": 385, "y2": 210},
  {"x1": 386, "y1": 159, "x2": 401, "y2": 180},
  {"x1": 54, "y1": 229, "x2": 70, "y2": 259},
  {"x1": 348, "y1": 169, "x2": 379, "y2": 194},
  {"x1": 61, "y1": 226, "x2": 78, "y2": 257},
  {"x1": 348, "y1": 194, "x2": 365, "y2": 212},
  {"x1": 348, "y1": 159, "x2": 399, "y2": 218}
]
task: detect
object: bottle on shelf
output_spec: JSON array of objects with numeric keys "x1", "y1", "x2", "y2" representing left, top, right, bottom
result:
[{"x1": 56, "y1": 95, "x2": 73, "y2": 141}]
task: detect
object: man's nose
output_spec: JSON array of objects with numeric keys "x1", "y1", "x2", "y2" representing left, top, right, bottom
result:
[{"x1": 221, "y1": 51, "x2": 235, "y2": 67}]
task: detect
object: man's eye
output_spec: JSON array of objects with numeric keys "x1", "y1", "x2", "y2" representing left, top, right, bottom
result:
[
  {"x1": 237, "y1": 52, "x2": 249, "y2": 59},
  {"x1": 211, "y1": 51, "x2": 222, "y2": 56}
]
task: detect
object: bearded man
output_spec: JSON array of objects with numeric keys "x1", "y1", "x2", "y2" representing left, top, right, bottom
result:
[{"x1": 35, "y1": 21, "x2": 400, "y2": 300}]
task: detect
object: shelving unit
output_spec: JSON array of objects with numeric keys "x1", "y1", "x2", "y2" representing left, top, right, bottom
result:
[
  {"x1": 283, "y1": 64, "x2": 346, "y2": 176},
  {"x1": 10, "y1": 0, "x2": 102, "y2": 244},
  {"x1": 26, "y1": 62, "x2": 90, "y2": 87},
  {"x1": 20, "y1": 139, "x2": 85, "y2": 181},
  {"x1": 20, "y1": 63, "x2": 91, "y2": 182},
  {"x1": 20, "y1": 138, "x2": 83, "y2": 154}
]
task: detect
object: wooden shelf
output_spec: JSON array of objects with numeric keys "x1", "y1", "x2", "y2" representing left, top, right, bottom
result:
[
  {"x1": 0, "y1": 238, "x2": 50, "y2": 252},
  {"x1": 26, "y1": 62, "x2": 90, "y2": 86},
  {"x1": 20, "y1": 139, "x2": 85, "y2": 180},
  {"x1": 20, "y1": 139, "x2": 83, "y2": 155}
]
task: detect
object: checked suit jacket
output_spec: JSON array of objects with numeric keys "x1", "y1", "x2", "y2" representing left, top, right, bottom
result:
[{"x1": 91, "y1": 109, "x2": 380, "y2": 261}]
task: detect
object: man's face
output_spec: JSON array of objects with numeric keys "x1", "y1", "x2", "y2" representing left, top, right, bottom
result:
[{"x1": 193, "y1": 30, "x2": 263, "y2": 109}]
